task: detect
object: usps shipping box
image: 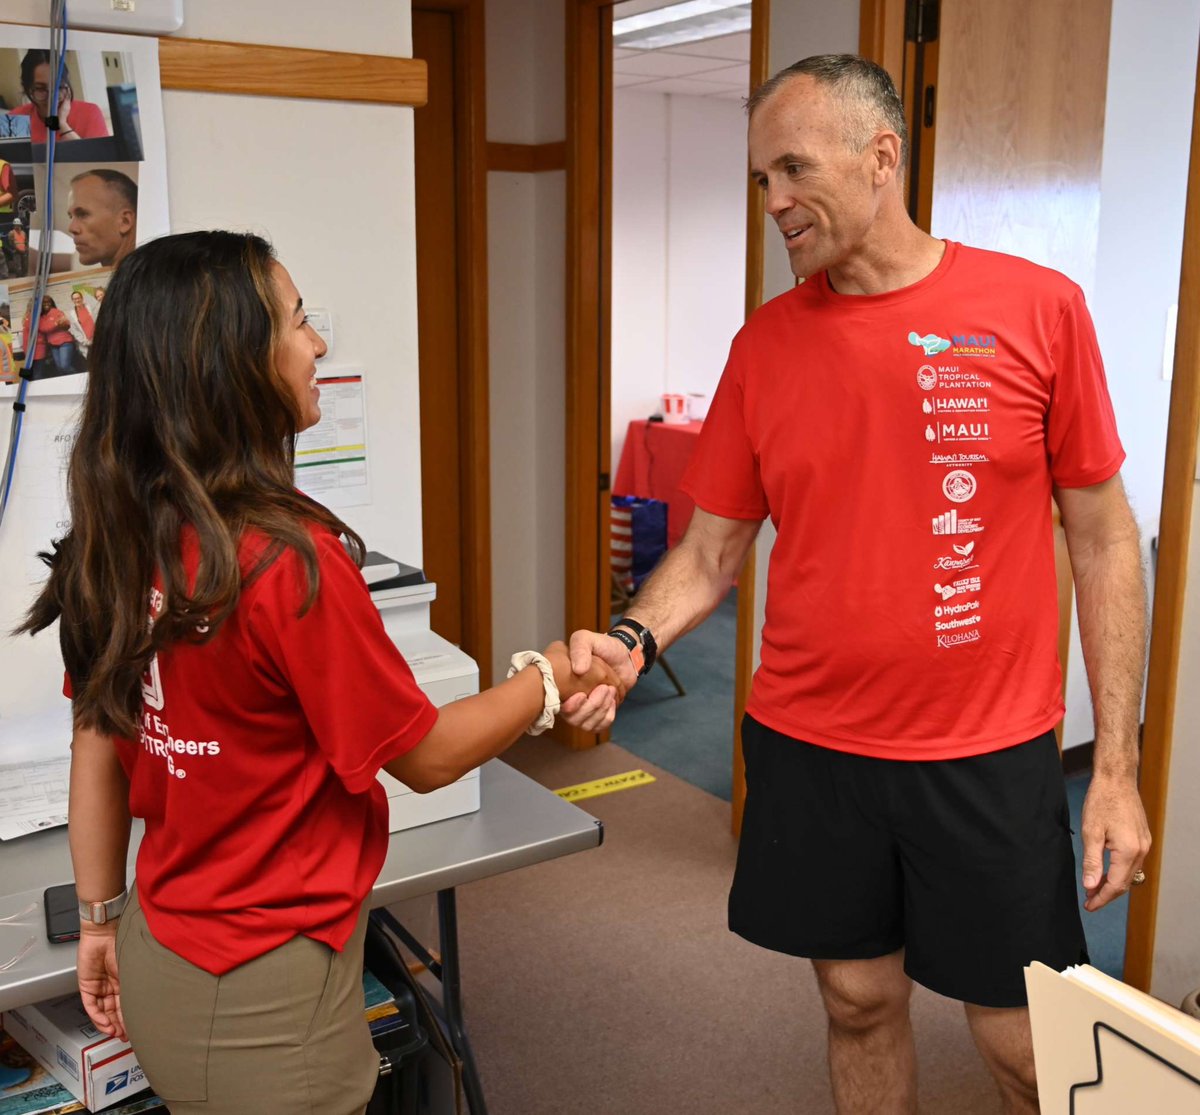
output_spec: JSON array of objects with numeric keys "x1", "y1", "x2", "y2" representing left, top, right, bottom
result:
[{"x1": 3, "y1": 994, "x2": 147, "y2": 1111}]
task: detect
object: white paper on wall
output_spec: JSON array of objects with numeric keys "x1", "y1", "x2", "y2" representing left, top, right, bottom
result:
[{"x1": 294, "y1": 369, "x2": 370, "y2": 509}]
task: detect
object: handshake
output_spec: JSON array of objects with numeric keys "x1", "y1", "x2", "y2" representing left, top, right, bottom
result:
[{"x1": 536, "y1": 626, "x2": 647, "y2": 733}]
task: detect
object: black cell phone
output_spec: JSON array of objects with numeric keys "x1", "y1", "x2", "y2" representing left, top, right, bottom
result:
[{"x1": 44, "y1": 882, "x2": 80, "y2": 943}]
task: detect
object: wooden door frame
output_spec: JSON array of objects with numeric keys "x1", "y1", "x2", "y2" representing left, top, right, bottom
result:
[
  {"x1": 862, "y1": 0, "x2": 1200, "y2": 994},
  {"x1": 414, "y1": 0, "x2": 493, "y2": 685},
  {"x1": 563, "y1": 0, "x2": 768, "y2": 781},
  {"x1": 1124, "y1": 37, "x2": 1200, "y2": 992}
]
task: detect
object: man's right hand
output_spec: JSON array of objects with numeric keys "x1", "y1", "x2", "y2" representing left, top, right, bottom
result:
[{"x1": 558, "y1": 630, "x2": 640, "y2": 728}]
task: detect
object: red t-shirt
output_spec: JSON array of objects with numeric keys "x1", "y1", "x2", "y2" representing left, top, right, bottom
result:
[
  {"x1": 681, "y1": 241, "x2": 1124, "y2": 760},
  {"x1": 10, "y1": 100, "x2": 108, "y2": 142},
  {"x1": 97, "y1": 527, "x2": 437, "y2": 974}
]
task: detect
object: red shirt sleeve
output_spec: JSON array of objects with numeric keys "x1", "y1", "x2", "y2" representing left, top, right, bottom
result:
[
  {"x1": 679, "y1": 328, "x2": 770, "y2": 520},
  {"x1": 1045, "y1": 290, "x2": 1126, "y2": 488},
  {"x1": 248, "y1": 533, "x2": 439, "y2": 794}
]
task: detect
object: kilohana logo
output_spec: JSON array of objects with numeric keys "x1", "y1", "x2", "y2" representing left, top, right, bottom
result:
[
  {"x1": 952, "y1": 332, "x2": 998, "y2": 358},
  {"x1": 942, "y1": 469, "x2": 977, "y2": 503},
  {"x1": 908, "y1": 331, "x2": 951, "y2": 356},
  {"x1": 938, "y1": 628, "x2": 982, "y2": 649}
]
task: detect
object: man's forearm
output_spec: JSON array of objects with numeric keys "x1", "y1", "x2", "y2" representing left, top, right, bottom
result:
[
  {"x1": 622, "y1": 512, "x2": 760, "y2": 652},
  {"x1": 1071, "y1": 525, "x2": 1146, "y2": 778},
  {"x1": 69, "y1": 727, "x2": 131, "y2": 903}
]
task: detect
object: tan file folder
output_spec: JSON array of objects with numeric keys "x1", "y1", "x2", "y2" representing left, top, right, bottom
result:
[{"x1": 1025, "y1": 962, "x2": 1200, "y2": 1114}]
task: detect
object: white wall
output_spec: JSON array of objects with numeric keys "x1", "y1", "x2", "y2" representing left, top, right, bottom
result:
[
  {"x1": 0, "y1": 3, "x2": 420, "y2": 726},
  {"x1": 611, "y1": 89, "x2": 746, "y2": 470},
  {"x1": 486, "y1": 0, "x2": 567, "y2": 684},
  {"x1": 1058, "y1": 0, "x2": 1200, "y2": 748}
]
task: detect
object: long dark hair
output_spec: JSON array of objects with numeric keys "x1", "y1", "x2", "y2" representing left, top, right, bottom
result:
[{"x1": 20, "y1": 231, "x2": 363, "y2": 737}]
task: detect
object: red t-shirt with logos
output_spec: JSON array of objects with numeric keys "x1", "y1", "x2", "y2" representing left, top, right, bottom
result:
[
  {"x1": 681, "y1": 241, "x2": 1124, "y2": 760},
  {"x1": 84, "y1": 527, "x2": 438, "y2": 974}
]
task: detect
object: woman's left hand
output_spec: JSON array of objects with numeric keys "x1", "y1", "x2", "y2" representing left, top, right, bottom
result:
[{"x1": 77, "y1": 922, "x2": 126, "y2": 1040}]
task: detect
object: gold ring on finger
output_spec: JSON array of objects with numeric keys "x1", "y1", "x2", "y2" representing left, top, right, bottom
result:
[{"x1": 1131, "y1": 869, "x2": 1147, "y2": 886}]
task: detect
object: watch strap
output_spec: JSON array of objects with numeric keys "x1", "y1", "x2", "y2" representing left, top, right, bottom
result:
[
  {"x1": 79, "y1": 888, "x2": 129, "y2": 925},
  {"x1": 606, "y1": 627, "x2": 645, "y2": 674},
  {"x1": 610, "y1": 618, "x2": 657, "y2": 676}
]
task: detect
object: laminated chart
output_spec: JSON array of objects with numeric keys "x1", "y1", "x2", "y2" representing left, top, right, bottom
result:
[{"x1": 294, "y1": 371, "x2": 369, "y2": 509}]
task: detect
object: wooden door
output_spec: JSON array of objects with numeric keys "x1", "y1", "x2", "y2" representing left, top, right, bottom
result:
[{"x1": 413, "y1": 2, "x2": 493, "y2": 683}]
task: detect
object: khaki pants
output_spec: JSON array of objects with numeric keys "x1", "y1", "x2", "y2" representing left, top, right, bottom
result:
[{"x1": 116, "y1": 887, "x2": 378, "y2": 1114}]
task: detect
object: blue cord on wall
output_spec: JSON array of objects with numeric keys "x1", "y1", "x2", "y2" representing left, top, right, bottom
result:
[{"x1": 0, "y1": 1, "x2": 70, "y2": 528}]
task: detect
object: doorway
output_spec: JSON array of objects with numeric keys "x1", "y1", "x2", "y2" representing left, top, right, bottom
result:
[
  {"x1": 605, "y1": 2, "x2": 752, "y2": 797},
  {"x1": 565, "y1": 0, "x2": 767, "y2": 832}
]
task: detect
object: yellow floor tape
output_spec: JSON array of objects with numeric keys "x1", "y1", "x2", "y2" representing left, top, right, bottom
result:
[{"x1": 553, "y1": 768, "x2": 657, "y2": 802}]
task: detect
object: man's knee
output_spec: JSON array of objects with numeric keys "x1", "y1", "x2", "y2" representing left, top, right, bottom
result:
[
  {"x1": 965, "y1": 1003, "x2": 1038, "y2": 1097},
  {"x1": 814, "y1": 954, "x2": 912, "y2": 1034}
]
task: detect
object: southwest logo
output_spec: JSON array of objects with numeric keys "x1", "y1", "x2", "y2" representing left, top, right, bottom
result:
[
  {"x1": 952, "y1": 333, "x2": 998, "y2": 358},
  {"x1": 908, "y1": 331, "x2": 951, "y2": 355}
]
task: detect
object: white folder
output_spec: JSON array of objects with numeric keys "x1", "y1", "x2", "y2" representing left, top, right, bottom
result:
[{"x1": 1025, "y1": 962, "x2": 1200, "y2": 1113}]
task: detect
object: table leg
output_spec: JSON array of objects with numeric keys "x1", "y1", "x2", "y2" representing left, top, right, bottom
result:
[{"x1": 437, "y1": 888, "x2": 489, "y2": 1115}]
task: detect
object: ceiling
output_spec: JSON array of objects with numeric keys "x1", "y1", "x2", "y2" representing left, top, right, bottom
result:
[{"x1": 613, "y1": 30, "x2": 750, "y2": 101}]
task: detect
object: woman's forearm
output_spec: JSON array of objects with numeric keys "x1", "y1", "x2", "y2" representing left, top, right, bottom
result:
[{"x1": 69, "y1": 726, "x2": 132, "y2": 903}]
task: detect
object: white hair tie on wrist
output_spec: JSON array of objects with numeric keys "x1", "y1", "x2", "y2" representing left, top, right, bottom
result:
[{"x1": 508, "y1": 650, "x2": 561, "y2": 736}]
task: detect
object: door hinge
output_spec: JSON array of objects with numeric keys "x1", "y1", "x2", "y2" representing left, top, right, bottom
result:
[
  {"x1": 599, "y1": 472, "x2": 610, "y2": 493},
  {"x1": 905, "y1": 0, "x2": 940, "y2": 44}
]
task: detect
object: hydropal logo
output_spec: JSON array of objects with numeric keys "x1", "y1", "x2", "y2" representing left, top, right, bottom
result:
[
  {"x1": 952, "y1": 332, "x2": 998, "y2": 358},
  {"x1": 908, "y1": 331, "x2": 951, "y2": 356}
]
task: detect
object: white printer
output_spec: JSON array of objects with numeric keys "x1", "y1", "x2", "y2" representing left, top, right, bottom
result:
[{"x1": 372, "y1": 577, "x2": 481, "y2": 833}]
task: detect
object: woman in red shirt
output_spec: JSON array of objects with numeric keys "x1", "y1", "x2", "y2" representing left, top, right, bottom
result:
[
  {"x1": 38, "y1": 295, "x2": 78, "y2": 374},
  {"x1": 12, "y1": 50, "x2": 108, "y2": 144},
  {"x1": 21, "y1": 231, "x2": 621, "y2": 1114}
]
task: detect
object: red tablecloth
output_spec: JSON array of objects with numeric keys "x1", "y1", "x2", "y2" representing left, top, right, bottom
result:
[{"x1": 613, "y1": 419, "x2": 703, "y2": 548}]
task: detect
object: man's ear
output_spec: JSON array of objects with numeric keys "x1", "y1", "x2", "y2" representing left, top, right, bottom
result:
[
  {"x1": 871, "y1": 131, "x2": 903, "y2": 185},
  {"x1": 117, "y1": 207, "x2": 136, "y2": 235}
]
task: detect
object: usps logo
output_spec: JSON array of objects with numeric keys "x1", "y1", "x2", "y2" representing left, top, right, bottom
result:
[{"x1": 106, "y1": 1070, "x2": 130, "y2": 1095}]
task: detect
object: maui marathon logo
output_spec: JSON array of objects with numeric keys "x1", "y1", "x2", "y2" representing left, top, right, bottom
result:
[
  {"x1": 908, "y1": 331, "x2": 951, "y2": 356},
  {"x1": 952, "y1": 332, "x2": 998, "y2": 358}
]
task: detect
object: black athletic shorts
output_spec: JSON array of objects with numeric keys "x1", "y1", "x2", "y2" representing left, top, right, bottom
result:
[{"x1": 729, "y1": 714, "x2": 1089, "y2": 1008}]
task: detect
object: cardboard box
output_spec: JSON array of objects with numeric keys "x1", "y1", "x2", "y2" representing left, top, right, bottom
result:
[
  {"x1": 3, "y1": 996, "x2": 147, "y2": 1112},
  {"x1": 373, "y1": 586, "x2": 481, "y2": 835}
]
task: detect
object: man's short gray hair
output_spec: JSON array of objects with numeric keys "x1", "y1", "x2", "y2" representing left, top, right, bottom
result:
[{"x1": 746, "y1": 54, "x2": 909, "y2": 167}]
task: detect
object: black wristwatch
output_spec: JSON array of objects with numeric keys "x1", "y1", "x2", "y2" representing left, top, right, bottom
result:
[{"x1": 608, "y1": 617, "x2": 658, "y2": 676}]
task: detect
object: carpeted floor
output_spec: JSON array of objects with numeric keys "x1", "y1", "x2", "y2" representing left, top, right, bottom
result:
[{"x1": 444, "y1": 737, "x2": 1003, "y2": 1115}]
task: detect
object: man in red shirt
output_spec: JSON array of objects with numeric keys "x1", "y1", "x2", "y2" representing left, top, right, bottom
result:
[{"x1": 563, "y1": 55, "x2": 1150, "y2": 1113}]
